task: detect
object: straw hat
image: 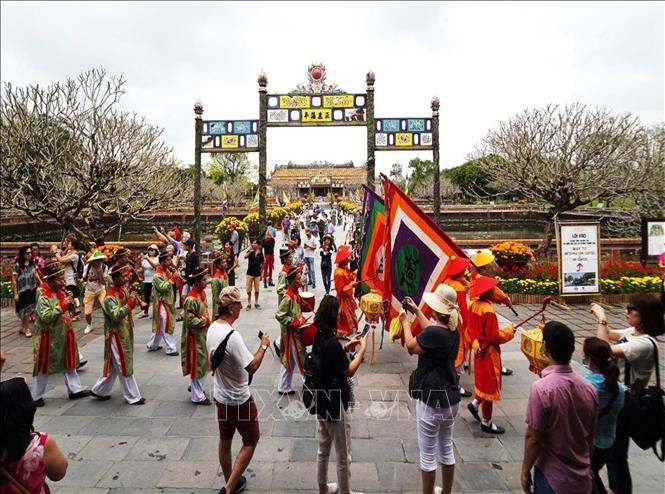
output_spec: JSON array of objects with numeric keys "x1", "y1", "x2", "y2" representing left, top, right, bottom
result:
[
  {"x1": 187, "y1": 266, "x2": 208, "y2": 285},
  {"x1": 88, "y1": 251, "x2": 107, "y2": 262},
  {"x1": 422, "y1": 284, "x2": 460, "y2": 329}
]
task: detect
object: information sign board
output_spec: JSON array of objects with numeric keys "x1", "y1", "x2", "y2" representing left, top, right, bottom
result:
[{"x1": 557, "y1": 222, "x2": 601, "y2": 295}]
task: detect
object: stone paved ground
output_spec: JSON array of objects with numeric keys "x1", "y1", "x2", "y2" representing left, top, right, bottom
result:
[{"x1": 1, "y1": 231, "x2": 663, "y2": 493}]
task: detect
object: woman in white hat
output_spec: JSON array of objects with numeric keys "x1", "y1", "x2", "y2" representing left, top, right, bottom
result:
[
  {"x1": 82, "y1": 250, "x2": 108, "y2": 334},
  {"x1": 401, "y1": 284, "x2": 462, "y2": 494}
]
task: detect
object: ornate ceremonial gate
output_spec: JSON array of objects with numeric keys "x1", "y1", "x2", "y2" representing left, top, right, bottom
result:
[{"x1": 192, "y1": 62, "x2": 440, "y2": 246}]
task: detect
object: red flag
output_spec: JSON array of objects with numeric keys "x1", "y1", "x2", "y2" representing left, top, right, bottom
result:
[{"x1": 382, "y1": 174, "x2": 468, "y2": 336}]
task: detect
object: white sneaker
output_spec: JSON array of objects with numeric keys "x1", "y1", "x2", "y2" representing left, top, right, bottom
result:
[
  {"x1": 84, "y1": 325, "x2": 92, "y2": 335},
  {"x1": 326, "y1": 483, "x2": 339, "y2": 494},
  {"x1": 434, "y1": 488, "x2": 443, "y2": 494}
]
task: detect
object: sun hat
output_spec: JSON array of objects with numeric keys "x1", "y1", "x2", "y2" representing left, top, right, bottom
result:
[
  {"x1": 219, "y1": 286, "x2": 242, "y2": 307},
  {"x1": 443, "y1": 255, "x2": 471, "y2": 278},
  {"x1": 472, "y1": 250, "x2": 495, "y2": 268},
  {"x1": 148, "y1": 244, "x2": 159, "y2": 251},
  {"x1": 469, "y1": 275, "x2": 499, "y2": 299},
  {"x1": 88, "y1": 251, "x2": 107, "y2": 262},
  {"x1": 422, "y1": 283, "x2": 460, "y2": 329}
]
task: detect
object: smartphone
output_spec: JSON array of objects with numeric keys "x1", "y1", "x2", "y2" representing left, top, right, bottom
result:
[
  {"x1": 360, "y1": 324, "x2": 370, "y2": 337},
  {"x1": 402, "y1": 298, "x2": 412, "y2": 314},
  {"x1": 258, "y1": 330, "x2": 264, "y2": 339}
]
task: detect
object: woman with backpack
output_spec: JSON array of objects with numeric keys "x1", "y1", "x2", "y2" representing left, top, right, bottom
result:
[
  {"x1": 591, "y1": 295, "x2": 665, "y2": 494},
  {"x1": 582, "y1": 337, "x2": 626, "y2": 494},
  {"x1": 312, "y1": 296, "x2": 367, "y2": 494},
  {"x1": 401, "y1": 284, "x2": 462, "y2": 494}
]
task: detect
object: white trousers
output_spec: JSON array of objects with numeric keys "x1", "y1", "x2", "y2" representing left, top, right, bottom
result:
[
  {"x1": 189, "y1": 376, "x2": 207, "y2": 403},
  {"x1": 277, "y1": 338, "x2": 303, "y2": 393},
  {"x1": 147, "y1": 304, "x2": 177, "y2": 353},
  {"x1": 91, "y1": 336, "x2": 142, "y2": 404},
  {"x1": 416, "y1": 399, "x2": 459, "y2": 471},
  {"x1": 31, "y1": 369, "x2": 84, "y2": 400}
]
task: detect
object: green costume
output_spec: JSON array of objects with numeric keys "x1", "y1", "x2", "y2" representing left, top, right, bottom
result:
[
  {"x1": 151, "y1": 265, "x2": 176, "y2": 334},
  {"x1": 33, "y1": 285, "x2": 80, "y2": 375},
  {"x1": 101, "y1": 285, "x2": 136, "y2": 377},
  {"x1": 275, "y1": 286, "x2": 307, "y2": 372},
  {"x1": 276, "y1": 264, "x2": 290, "y2": 305},
  {"x1": 181, "y1": 287, "x2": 211, "y2": 379},
  {"x1": 210, "y1": 272, "x2": 229, "y2": 317}
]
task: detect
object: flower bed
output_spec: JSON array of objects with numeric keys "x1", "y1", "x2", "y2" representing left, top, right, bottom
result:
[{"x1": 498, "y1": 275, "x2": 662, "y2": 298}]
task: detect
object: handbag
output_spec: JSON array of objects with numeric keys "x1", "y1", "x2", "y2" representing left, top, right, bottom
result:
[{"x1": 624, "y1": 337, "x2": 665, "y2": 461}]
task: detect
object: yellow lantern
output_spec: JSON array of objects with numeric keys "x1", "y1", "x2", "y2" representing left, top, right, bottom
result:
[
  {"x1": 520, "y1": 323, "x2": 551, "y2": 375},
  {"x1": 359, "y1": 290, "x2": 383, "y2": 323}
]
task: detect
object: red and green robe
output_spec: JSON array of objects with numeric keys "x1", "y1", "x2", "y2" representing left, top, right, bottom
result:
[
  {"x1": 151, "y1": 265, "x2": 177, "y2": 335},
  {"x1": 275, "y1": 286, "x2": 307, "y2": 373},
  {"x1": 334, "y1": 266, "x2": 358, "y2": 336},
  {"x1": 33, "y1": 286, "x2": 80, "y2": 375},
  {"x1": 101, "y1": 285, "x2": 137, "y2": 377},
  {"x1": 210, "y1": 270, "x2": 229, "y2": 317},
  {"x1": 181, "y1": 287, "x2": 211, "y2": 379},
  {"x1": 468, "y1": 299, "x2": 515, "y2": 402},
  {"x1": 276, "y1": 262, "x2": 292, "y2": 305}
]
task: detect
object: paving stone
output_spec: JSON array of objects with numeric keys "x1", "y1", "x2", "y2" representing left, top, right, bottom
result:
[
  {"x1": 498, "y1": 435, "x2": 524, "y2": 462},
  {"x1": 289, "y1": 438, "x2": 318, "y2": 462},
  {"x1": 77, "y1": 435, "x2": 139, "y2": 461},
  {"x1": 96, "y1": 461, "x2": 168, "y2": 488},
  {"x1": 351, "y1": 438, "x2": 406, "y2": 462},
  {"x1": 182, "y1": 436, "x2": 224, "y2": 460},
  {"x1": 166, "y1": 417, "x2": 218, "y2": 437},
  {"x1": 39, "y1": 415, "x2": 95, "y2": 435},
  {"x1": 53, "y1": 460, "x2": 112, "y2": 488},
  {"x1": 213, "y1": 462, "x2": 274, "y2": 491},
  {"x1": 455, "y1": 437, "x2": 512, "y2": 462},
  {"x1": 271, "y1": 418, "x2": 317, "y2": 438},
  {"x1": 125, "y1": 437, "x2": 190, "y2": 461},
  {"x1": 51, "y1": 488, "x2": 111, "y2": 494},
  {"x1": 80, "y1": 417, "x2": 175, "y2": 437},
  {"x1": 156, "y1": 460, "x2": 219, "y2": 488},
  {"x1": 453, "y1": 462, "x2": 510, "y2": 492},
  {"x1": 270, "y1": 462, "x2": 319, "y2": 490},
  {"x1": 251, "y1": 437, "x2": 293, "y2": 462},
  {"x1": 50, "y1": 434, "x2": 94, "y2": 460},
  {"x1": 376, "y1": 462, "x2": 424, "y2": 492}
]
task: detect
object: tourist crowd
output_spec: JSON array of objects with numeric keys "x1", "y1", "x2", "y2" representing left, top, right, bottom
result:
[{"x1": 2, "y1": 206, "x2": 663, "y2": 494}]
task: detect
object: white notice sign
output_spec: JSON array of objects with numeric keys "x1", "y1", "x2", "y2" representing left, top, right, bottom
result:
[{"x1": 559, "y1": 223, "x2": 600, "y2": 295}]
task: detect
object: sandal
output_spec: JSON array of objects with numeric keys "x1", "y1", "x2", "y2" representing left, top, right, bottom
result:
[{"x1": 19, "y1": 330, "x2": 32, "y2": 338}]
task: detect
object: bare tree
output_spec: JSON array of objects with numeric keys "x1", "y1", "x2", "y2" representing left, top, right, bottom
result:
[
  {"x1": 475, "y1": 103, "x2": 653, "y2": 256},
  {"x1": 1, "y1": 68, "x2": 187, "y2": 239}
]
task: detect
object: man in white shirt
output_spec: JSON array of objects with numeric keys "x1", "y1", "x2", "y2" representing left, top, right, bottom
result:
[
  {"x1": 303, "y1": 228, "x2": 318, "y2": 288},
  {"x1": 206, "y1": 286, "x2": 270, "y2": 494}
]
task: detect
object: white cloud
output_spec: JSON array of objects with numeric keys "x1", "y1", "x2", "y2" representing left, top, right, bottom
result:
[{"x1": 2, "y1": 1, "x2": 662, "y2": 177}]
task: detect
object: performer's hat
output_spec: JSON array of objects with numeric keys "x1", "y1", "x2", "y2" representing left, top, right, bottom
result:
[
  {"x1": 113, "y1": 247, "x2": 129, "y2": 258},
  {"x1": 422, "y1": 284, "x2": 459, "y2": 316},
  {"x1": 158, "y1": 249, "x2": 171, "y2": 261},
  {"x1": 335, "y1": 245, "x2": 352, "y2": 264},
  {"x1": 42, "y1": 262, "x2": 65, "y2": 280},
  {"x1": 443, "y1": 255, "x2": 471, "y2": 278},
  {"x1": 279, "y1": 246, "x2": 292, "y2": 262},
  {"x1": 187, "y1": 266, "x2": 208, "y2": 285},
  {"x1": 148, "y1": 244, "x2": 159, "y2": 252},
  {"x1": 469, "y1": 275, "x2": 499, "y2": 299},
  {"x1": 286, "y1": 266, "x2": 300, "y2": 282},
  {"x1": 472, "y1": 250, "x2": 495, "y2": 268},
  {"x1": 109, "y1": 264, "x2": 126, "y2": 278},
  {"x1": 219, "y1": 286, "x2": 242, "y2": 307},
  {"x1": 212, "y1": 251, "x2": 226, "y2": 264},
  {"x1": 88, "y1": 250, "x2": 107, "y2": 262}
]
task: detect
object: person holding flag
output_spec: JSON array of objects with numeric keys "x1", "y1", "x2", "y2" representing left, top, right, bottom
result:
[
  {"x1": 181, "y1": 266, "x2": 212, "y2": 405},
  {"x1": 442, "y1": 255, "x2": 473, "y2": 398},
  {"x1": 334, "y1": 245, "x2": 359, "y2": 337},
  {"x1": 90, "y1": 264, "x2": 146, "y2": 405},
  {"x1": 466, "y1": 276, "x2": 515, "y2": 434}
]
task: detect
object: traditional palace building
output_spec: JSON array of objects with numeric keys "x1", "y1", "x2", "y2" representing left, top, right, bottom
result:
[{"x1": 268, "y1": 161, "x2": 366, "y2": 198}]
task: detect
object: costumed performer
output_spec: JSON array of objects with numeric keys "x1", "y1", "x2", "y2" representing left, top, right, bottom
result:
[
  {"x1": 466, "y1": 276, "x2": 515, "y2": 434},
  {"x1": 442, "y1": 255, "x2": 473, "y2": 398},
  {"x1": 31, "y1": 263, "x2": 89, "y2": 406},
  {"x1": 182, "y1": 266, "x2": 212, "y2": 405},
  {"x1": 334, "y1": 245, "x2": 359, "y2": 337},
  {"x1": 275, "y1": 267, "x2": 307, "y2": 395},
  {"x1": 90, "y1": 264, "x2": 146, "y2": 405},
  {"x1": 210, "y1": 252, "x2": 229, "y2": 318},
  {"x1": 147, "y1": 249, "x2": 180, "y2": 355}
]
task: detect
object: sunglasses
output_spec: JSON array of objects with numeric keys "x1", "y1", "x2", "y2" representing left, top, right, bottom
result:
[{"x1": 626, "y1": 305, "x2": 638, "y2": 313}]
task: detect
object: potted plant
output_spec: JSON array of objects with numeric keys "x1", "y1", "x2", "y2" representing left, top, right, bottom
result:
[{"x1": 490, "y1": 241, "x2": 534, "y2": 272}]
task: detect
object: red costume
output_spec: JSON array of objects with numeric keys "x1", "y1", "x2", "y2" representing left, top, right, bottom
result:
[
  {"x1": 334, "y1": 249, "x2": 358, "y2": 337},
  {"x1": 444, "y1": 275, "x2": 471, "y2": 368}
]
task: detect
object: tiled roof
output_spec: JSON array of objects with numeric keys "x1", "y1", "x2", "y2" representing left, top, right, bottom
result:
[{"x1": 269, "y1": 164, "x2": 366, "y2": 185}]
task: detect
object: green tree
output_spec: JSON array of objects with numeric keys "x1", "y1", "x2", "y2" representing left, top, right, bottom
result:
[
  {"x1": 208, "y1": 153, "x2": 251, "y2": 185},
  {"x1": 388, "y1": 162, "x2": 406, "y2": 189},
  {"x1": 407, "y1": 157, "x2": 435, "y2": 198},
  {"x1": 444, "y1": 157, "x2": 496, "y2": 202}
]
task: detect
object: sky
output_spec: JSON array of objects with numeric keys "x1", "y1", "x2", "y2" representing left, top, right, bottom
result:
[{"x1": 2, "y1": 1, "x2": 663, "y2": 177}]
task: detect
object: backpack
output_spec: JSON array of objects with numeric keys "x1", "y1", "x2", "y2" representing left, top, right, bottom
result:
[
  {"x1": 624, "y1": 338, "x2": 665, "y2": 461},
  {"x1": 75, "y1": 252, "x2": 85, "y2": 281},
  {"x1": 302, "y1": 337, "x2": 334, "y2": 417}
]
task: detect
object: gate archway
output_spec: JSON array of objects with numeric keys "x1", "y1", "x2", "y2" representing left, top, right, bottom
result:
[{"x1": 192, "y1": 62, "x2": 440, "y2": 246}]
